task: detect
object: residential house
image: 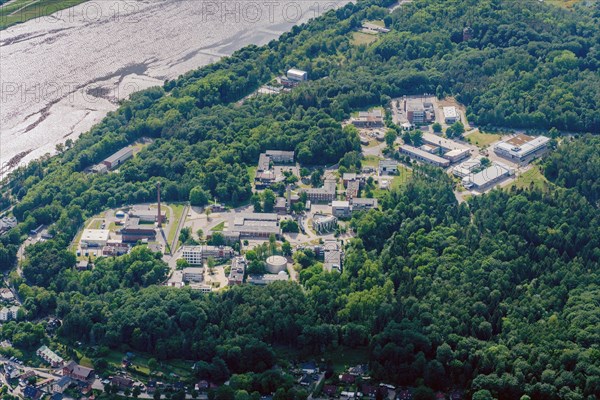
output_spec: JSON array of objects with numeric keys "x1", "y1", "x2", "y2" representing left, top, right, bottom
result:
[
  {"x1": 111, "y1": 376, "x2": 134, "y2": 391},
  {"x1": 76, "y1": 260, "x2": 90, "y2": 271},
  {"x1": 52, "y1": 376, "x2": 72, "y2": 394},
  {"x1": 63, "y1": 361, "x2": 94, "y2": 382},
  {"x1": 23, "y1": 386, "x2": 43, "y2": 400},
  {"x1": 340, "y1": 373, "x2": 355, "y2": 384},
  {"x1": 37, "y1": 345, "x2": 64, "y2": 367},
  {"x1": 300, "y1": 362, "x2": 318, "y2": 375},
  {"x1": 323, "y1": 385, "x2": 338, "y2": 397}
]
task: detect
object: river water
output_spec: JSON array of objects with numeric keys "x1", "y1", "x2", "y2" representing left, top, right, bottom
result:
[{"x1": 0, "y1": 0, "x2": 346, "y2": 174}]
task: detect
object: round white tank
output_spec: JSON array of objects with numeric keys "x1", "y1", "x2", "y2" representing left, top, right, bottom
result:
[{"x1": 266, "y1": 255, "x2": 288, "y2": 274}]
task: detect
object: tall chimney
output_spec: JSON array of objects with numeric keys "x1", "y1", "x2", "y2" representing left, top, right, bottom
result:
[{"x1": 157, "y1": 181, "x2": 162, "y2": 228}]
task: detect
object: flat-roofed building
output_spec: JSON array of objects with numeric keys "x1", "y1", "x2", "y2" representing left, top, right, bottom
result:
[
  {"x1": 101, "y1": 147, "x2": 133, "y2": 170},
  {"x1": 228, "y1": 256, "x2": 246, "y2": 285},
  {"x1": 120, "y1": 218, "x2": 156, "y2": 242},
  {"x1": 346, "y1": 179, "x2": 360, "y2": 199},
  {"x1": 228, "y1": 213, "x2": 281, "y2": 239},
  {"x1": 462, "y1": 162, "x2": 514, "y2": 190},
  {"x1": 313, "y1": 214, "x2": 337, "y2": 234},
  {"x1": 443, "y1": 106, "x2": 459, "y2": 124},
  {"x1": 350, "y1": 197, "x2": 378, "y2": 212},
  {"x1": 247, "y1": 272, "x2": 289, "y2": 285},
  {"x1": 494, "y1": 135, "x2": 550, "y2": 163},
  {"x1": 182, "y1": 246, "x2": 203, "y2": 265},
  {"x1": 287, "y1": 68, "x2": 308, "y2": 82},
  {"x1": 422, "y1": 133, "x2": 468, "y2": 152},
  {"x1": 91, "y1": 164, "x2": 108, "y2": 174},
  {"x1": 452, "y1": 157, "x2": 482, "y2": 178},
  {"x1": 378, "y1": 159, "x2": 399, "y2": 175},
  {"x1": 342, "y1": 173, "x2": 358, "y2": 186},
  {"x1": 323, "y1": 240, "x2": 342, "y2": 273},
  {"x1": 129, "y1": 206, "x2": 166, "y2": 223},
  {"x1": 102, "y1": 241, "x2": 130, "y2": 257},
  {"x1": 265, "y1": 150, "x2": 295, "y2": 163},
  {"x1": 182, "y1": 245, "x2": 235, "y2": 265},
  {"x1": 443, "y1": 148, "x2": 471, "y2": 163},
  {"x1": 352, "y1": 110, "x2": 384, "y2": 128},
  {"x1": 182, "y1": 267, "x2": 205, "y2": 283},
  {"x1": 303, "y1": 179, "x2": 337, "y2": 203},
  {"x1": 400, "y1": 145, "x2": 450, "y2": 167},
  {"x1": 332, "y1": 201, "x2": 351, "y2": 218},
  {"x1": 80, "y1": 229, "x2": 110, "y2": 247},
  {"x1": 274, "y1": 197, "x2": 287, "y2": 214}
]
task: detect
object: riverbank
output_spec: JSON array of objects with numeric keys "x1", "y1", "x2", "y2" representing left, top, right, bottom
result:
[
  {"x1": 0, "y1": 0, "x2": 348, "y2": 177},
  {"x1": 0, "y1": 0, "x2": 87, "y2": 29}
]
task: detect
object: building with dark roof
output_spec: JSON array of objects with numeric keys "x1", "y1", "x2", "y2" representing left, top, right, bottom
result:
[{"x1": 120, "y1": 218, "x2": 156, "y2": 242}]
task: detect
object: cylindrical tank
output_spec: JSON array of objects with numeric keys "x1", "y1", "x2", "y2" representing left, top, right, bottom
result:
[{"x1": 266, "y1": 255, "x2": 288, "y2": 274}]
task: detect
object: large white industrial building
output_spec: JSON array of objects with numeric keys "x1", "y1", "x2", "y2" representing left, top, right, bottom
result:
[
  {"x1": 462, "y1": 162, "x2": 514, "y2": 190},
  {"x1": 494, "y1": 134, "x2": 551, "y2": 163}
]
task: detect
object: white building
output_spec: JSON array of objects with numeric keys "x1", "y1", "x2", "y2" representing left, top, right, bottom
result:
[
  {"x1": 182, "y1": 246, "x2": 203, "y2": 265},
  {"x1": 443, "y1": 106, "x2": 459, "y2": 124},
  {"x1": 400, "y1": 145, "x2": 450, "y2": 167},
  {"x1": 452, "y1": 157, "x2": 482, "y2": 178},
  {"x1": 313, "y1": 214, "x2": 338, "y2": 234},
  {"x1": 444, "y1": 148, "x2": 471, "y2": 163},
  {"x1": 266, "y1": 255, "x2": 288, "y2": 274},
  {"x1": 378, "y1": 159, "x2": 399, "y2": 175},
  {"x1": 247, "y1": 272, "x2": 289, "y2": 285},
  {"x1": 287, "y1": 68, "x2": 308, "y2": 82},
  {"x1": 462, "y1": 162, "x2": 514, "y2": 190},
  {"x1": 80, "y1": 229, "x2": 110, "y2": 247},
  {"x1": 494, "y1": 135, "x2": 551, "y2": 163},
  {"x1": 0, "y1": 306, "x2": 20, "y2": 321},
  {"x1": 422, "y1": 133, "x2": 468, "y2": 152},
  {"x1": 182, "y1": 245, "x2": 234, "y2": 265}
]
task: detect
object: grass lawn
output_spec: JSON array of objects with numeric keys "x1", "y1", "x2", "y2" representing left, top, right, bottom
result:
[
  {"x1": 465, "y1": 130, "x2": 502, "y2": 148},
  {"x1": 351, "y1": 31, "x2": 378, "y2": 46},
  {"x1": 366, "y1": 19, "x2": 385, "y2": 27},
  {"x1": 247, "y1": 166, "x2": 257, "y2": 182},
  {"x1": 546, "y1": 0, "x2": 582, "y2": 8},
  {"x1": 166, "y1": 203, "x2": 186, "y2": 246},
  {"x1": 0, "y1": 0, "x2": 88, "y2": 30},
  {"x1": 362, "y1": 155, "x2": 383, "y2": 168},
  {"x1": 323, "y1": 347, "x2": 370, "y2": 374},
  {"x1": 373, "y1": 167, "x2": 412, "y2": 197},
  {"x1": 508, "y1": 166, "x2": 550, "y2": 191},
  {"x1": 210, "y1": 221, "x2": 225, "y2": 231},
  {"x1": 100, "y1": 350, "x2": 195, "y2": 381}
]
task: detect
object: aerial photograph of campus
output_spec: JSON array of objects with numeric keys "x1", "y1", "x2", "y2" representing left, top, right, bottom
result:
[{"x1": 0, "y1": 0, "x2": 599, "y2": 399}]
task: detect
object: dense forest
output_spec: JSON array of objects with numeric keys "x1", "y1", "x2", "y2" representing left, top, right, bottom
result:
[{"x1": 0, "y1": 0, "x2": 599, "y2": 398}]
